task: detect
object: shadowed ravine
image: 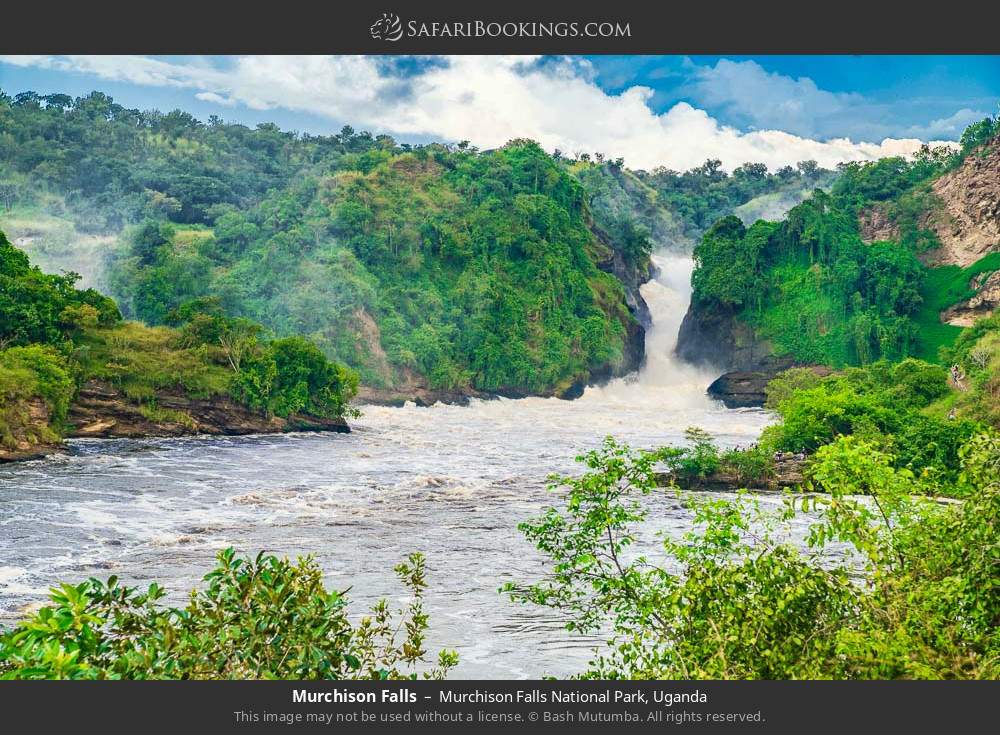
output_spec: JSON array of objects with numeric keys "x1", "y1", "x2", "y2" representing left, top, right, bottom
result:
[{"x1": 0, "y1": 252, "x2": 775, "y2": 678}]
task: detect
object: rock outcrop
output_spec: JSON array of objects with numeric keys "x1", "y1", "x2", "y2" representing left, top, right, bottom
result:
[
  {"x1": 675, "y1": 299, "x2": 807, "y2": 408},
  {"x1": 860, "y1": 140, "x2": 1000, "y2": 268},
  {"x1": 0, "y1": 398, "x2": 62, "y2": 463},
  {"x1": 675, "y1": 297, "x2": 834, "y2": 409},
  {"x1": 656, "y1": 452, "x2": 809, "y2": 492},
  {"x1": 67, "y1": 381, "x2": 349, "y2": 439},
  {"x1": 675, "y1": 302, "x2": 774, "y2": 374},
  {"x1": 706, "y1": 361, "x2": 832, "y2": 409},
  {"x1": 922, "y1": 140, "x2": 1000, "y2": 267},
  {"x1": 1, "y1": 381, "x2": 350, "y2": 464},
  {"x1": 593, "y1": 223, "x2": 651, "y2": 376},
  {"x1": 858, "y1": 206, "x2": 901, "y2": 244},
  {"x1": 941, "y1": 270, "x2": 1000, "y2": 327},
  {"x1": 354, "y1": 384, "x2": 487, "y2": 407}
]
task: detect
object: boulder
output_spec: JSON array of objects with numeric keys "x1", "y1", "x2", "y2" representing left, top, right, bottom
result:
[{"x1": 707, "y1": 360, "x2": 831, "y2": 409}]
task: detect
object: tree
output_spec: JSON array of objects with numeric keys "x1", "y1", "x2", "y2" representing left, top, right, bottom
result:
[
  {"x1": 959, "y1": 115, "x2": 998, "y2": 156},
  {"x1": 0, "y1": 182, "x2": 17, "y2": 212}
]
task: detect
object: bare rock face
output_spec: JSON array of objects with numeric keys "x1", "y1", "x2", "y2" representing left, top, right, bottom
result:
[
  {"x1": 66, "y1": 381, "x2": 350, "y2": 439},
  {"x1": 859, "y1": 206, "x2": 901, "y2": 244},
  {"x1": 942, "y1": 270, "x2": 1000, "y2": 327},
  {"x1": 675, "y1": 302, "x2": 775, "y2": 374},
  {"x1": 859, "y1": 141, "x2": 1000, "y2": 267},
  {"x1": 923, "y1": 140, "x2": 1000, "y2": 267}
]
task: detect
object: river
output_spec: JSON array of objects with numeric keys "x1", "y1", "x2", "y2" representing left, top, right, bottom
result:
[{"x1": 0, "y1": 253, "x2": 774, "y2": 678}]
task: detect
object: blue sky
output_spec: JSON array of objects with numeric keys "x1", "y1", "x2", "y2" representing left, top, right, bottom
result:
[
  {"x1": 2, "y1": 55, "x2": 997, "y2": 171},
  {"x1": 585, "y1": 55, "x2": 1000, "y2": 140}
]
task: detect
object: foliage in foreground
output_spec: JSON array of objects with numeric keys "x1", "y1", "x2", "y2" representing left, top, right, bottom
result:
[
  {"x1": 508, "y1": 435, "x2": 999, "y2": 679},
  {"x1": 0, "y1": 549, "x2": 457, "y2": 680}
]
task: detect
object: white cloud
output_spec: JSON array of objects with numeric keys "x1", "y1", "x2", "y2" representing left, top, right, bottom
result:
[
  {"x1": 680, "y1": 58, "x2": 987, "y2": 147},
  {"x1": 683, "y1": 58, "x2": 866, "y2": 139},
  {"x1": 0, "y1": 54, "x2": 949, "y2": 172},
  {"x1": 903, "y1": 108, "x2": 987, "y2": 139},
  {"x1": 194, "y1": 91, "x2": 235, "y2": 106}
]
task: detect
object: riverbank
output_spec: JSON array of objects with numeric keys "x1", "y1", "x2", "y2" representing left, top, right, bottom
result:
[
  {"x1": 0, "y1": 380, "x2": 350, "y2": 463},
  {"x1": 657, "y1": 452, "x2": 809, "y2": 492}
]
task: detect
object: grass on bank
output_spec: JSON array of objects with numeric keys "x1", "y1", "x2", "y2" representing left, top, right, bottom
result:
[
  {"x1": 74, "y1": 321, "x2": 232, "y2": 403},
  {"x1": 912, "y1": 252, "x2": 1000, "y2": 362}
]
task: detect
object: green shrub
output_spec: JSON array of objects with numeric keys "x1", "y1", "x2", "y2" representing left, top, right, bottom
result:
[
  {"x1": 0, "y1": 345, "x2": 75, "y2": 448},
  {"x1": 233, "y1": 336, "x2": 359, "y2": 419},
  {"x1": 1, "y1": 229, "x2": 120, "y2": 347},
  {"x1": 761, "y1": 381, "x2": 895, "y2": 453},
  {"x1": 0, "y1": 549, "x2": 457, "y2": 680},
  {"x1": 656, "y1": 427, "x2": 721, "y2": 479},
  {"x1": 719, "y1": 444, "x2": 775, "y2": 485},
  {"x1": 760, "y1": 360, "x2": 974, "y2": 487},
  {"x1": 77, "y1": 322, "x2": 232, "y2": 402},
  {"x1": 765, "y1": 367, "x2": 823, "y2": 409}
]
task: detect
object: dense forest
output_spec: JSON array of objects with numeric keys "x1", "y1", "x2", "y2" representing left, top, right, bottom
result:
[
  {"x1": 0, "y1": 89, "x2": 831, "y2": 398},
  {"x1": 685, "y1": 119, "x2": 1000, "y2": 368}
]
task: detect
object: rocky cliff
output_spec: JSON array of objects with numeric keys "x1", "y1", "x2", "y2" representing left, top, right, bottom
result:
[
  {"x1": 674, "y1": 302, "x2": 806, "y2": 408},
  {"x1": 860, "y1": 140, "x2": 1000, "y2": 268},
  {"x1": 859, "y1": 139, "x2": 1000, "y2": 327},
  {"x1": 942, "y1": 270, "x2": 1000, "y2": 327},
  {"x1": 922, "y1": 140, "x2": 1000, "y2": 268},
  {"x1": 675, "y1": 302, "x2": 771, "y2": 373},
  {"x1": 592, "y1": 223, "x2": 651, "y2": 376},
  {"x1": 678, "y1": 139, "x2": 1000, "y2": 406}
]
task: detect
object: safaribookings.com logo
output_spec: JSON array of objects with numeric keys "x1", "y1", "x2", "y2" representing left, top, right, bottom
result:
[{"x1": 370, "y1": 13, "x2": 631, "y2": 41}]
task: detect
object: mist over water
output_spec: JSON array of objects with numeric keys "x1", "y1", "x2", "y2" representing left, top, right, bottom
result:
[{"x1": 0, "y1": 251, "x2": 773, "y2": 678}]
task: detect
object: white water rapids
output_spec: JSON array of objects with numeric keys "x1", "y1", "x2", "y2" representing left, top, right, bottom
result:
[{"x1": 0, "y1": 253, "x2": 775, "y2": 677}]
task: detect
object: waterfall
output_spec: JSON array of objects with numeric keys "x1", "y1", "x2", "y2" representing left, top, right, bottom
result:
[{"x1": 580, "y1": 251, "x2": 719, "y2": 408}]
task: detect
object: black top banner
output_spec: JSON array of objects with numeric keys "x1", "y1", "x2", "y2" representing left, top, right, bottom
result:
[{"x1": 2, "y1": 0, "x2": 999, "y2": 54}]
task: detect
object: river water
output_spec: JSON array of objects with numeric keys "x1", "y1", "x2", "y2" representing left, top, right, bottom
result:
[{"x1": 0, "y1": 254, "x2": 774, "y2": 678}]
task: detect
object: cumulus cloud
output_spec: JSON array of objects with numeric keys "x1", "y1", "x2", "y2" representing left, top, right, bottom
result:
[
  {"x1": 681, "y1": 58, "x2": 988, "y2": 146},
  {"x1": 0, "y1": 54, "x2": 953, "y2": 171},
  {"x1": 683, "y1": 58, "x2": 867, "y2": 139},
  {"x1": 903, "y1": 108, "x2": 988, "y2": 140}
]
